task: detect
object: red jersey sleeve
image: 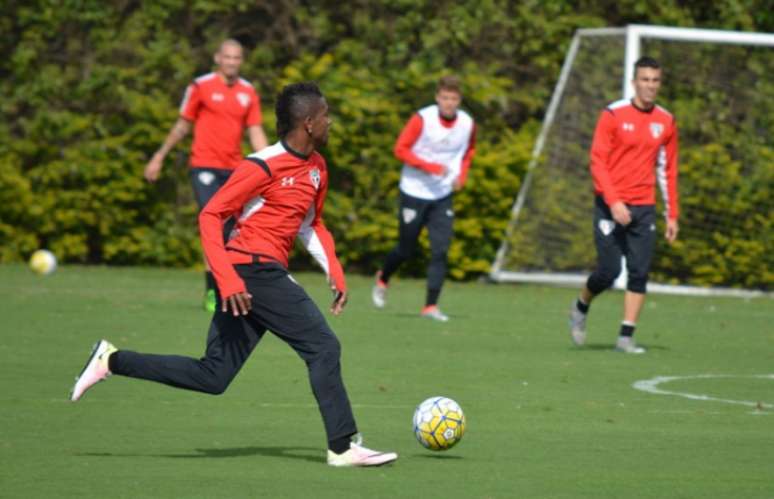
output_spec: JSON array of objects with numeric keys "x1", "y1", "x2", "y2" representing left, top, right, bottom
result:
[
  {"x1": 245, "y1": 87, "x2": 263, "y2": 127},
  {"x1": 456, "y1": 122, "x2": 477, "y2": 187},
  {"x1": 663, "y1": 120, "x2": 679, "y2": 220},
  {"x1": 179, "y1": 82, "x2": 201, "y2": 122},
  {"x1": 199, "y1": 158, "x2": 272, "y2": 298},
  {"x1": 297, "y1": 162, "x2": 347, "y2": 293},
  {"x1": 589, "y1": 109, "x2": 621, "y2": 206},
  {"x1": 394, "y1": 114, "x2": 445, "y2": 175}
]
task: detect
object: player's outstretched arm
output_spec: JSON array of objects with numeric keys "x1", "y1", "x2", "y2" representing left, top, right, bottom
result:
[
  {"x1": 247, "y1": 125, "x2": 268, "y2": 152},
  {"x1": 144, "y1": 118, "x2": 192, "y2": 182}
]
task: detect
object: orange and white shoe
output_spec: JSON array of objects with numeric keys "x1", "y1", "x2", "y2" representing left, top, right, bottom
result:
[
  {"x1": 327, "y1": 435, "x2": 398, "y2": 467},
  {"x1": 70, "y1": 340, "x2": 117, "y2": 401},
  {"x1": 371, "y1": 271, "x2": 388, "y2": 309},
  {"x1": 421, "y1": 305, "x2": 449, "y2": 322}
]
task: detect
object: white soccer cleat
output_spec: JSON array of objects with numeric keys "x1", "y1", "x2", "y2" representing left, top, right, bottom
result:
[
  {"x1": 569, "y1": 303, "x2": 587, "y2": 346},
  {"x1": 371, "y1": 271, "x2": 387, "y2": 309},
  {"x1": 327, "y1": 436, "x2": 398, "y2": 467},
  {"x1": 615, "y1": 336, "x2": 646, "y2": 354},
  {"x1": 421, "y1": 305, "x2": 449, "y2": 322},
  {"x1": 70, "y1": 340, "x2": 117, "y2": 401}
]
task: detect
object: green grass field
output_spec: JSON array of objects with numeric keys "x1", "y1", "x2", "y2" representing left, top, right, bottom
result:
[{"x1": 1, "y1": 264, "x2": 772, "y2": 498}]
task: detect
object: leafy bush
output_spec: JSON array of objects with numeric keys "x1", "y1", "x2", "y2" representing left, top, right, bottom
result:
[{"x1": 1, "y1": 1, "x2": 771, "y2": 288}]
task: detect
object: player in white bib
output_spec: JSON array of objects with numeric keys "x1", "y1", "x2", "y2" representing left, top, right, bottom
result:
[{"x1": 372, "y1": 76, "x2": 476, "y2": 321}]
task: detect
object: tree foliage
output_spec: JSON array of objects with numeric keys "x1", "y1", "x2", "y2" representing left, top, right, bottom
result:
[{"x1": 1, "y1": 1, "x2": 771, "y2": 285}]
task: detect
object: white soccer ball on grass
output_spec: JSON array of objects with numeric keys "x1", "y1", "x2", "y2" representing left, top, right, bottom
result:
[
  {"x1": 412, "y1": 396, "x2": 466, "y2": 451},
  {"x1": 29, "y1": 249, "x2": 57, "y2": 275}
]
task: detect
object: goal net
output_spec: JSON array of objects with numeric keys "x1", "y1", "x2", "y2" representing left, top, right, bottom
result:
[{"x1": 491, "y1": 25, "x2": 774, "y2": 297}]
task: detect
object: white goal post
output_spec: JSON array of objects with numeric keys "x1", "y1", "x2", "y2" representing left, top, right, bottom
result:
[{"x1": 490, "y1": 25, "x2": 774, "y2": 298}]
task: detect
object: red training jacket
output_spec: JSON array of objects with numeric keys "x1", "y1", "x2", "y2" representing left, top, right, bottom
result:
[
  {"x1": 589, "y1": 99, "x2": 679, "y2": 220},
  {"x1": 199, "y1": 141, "x2": 345, "y2": 299}
]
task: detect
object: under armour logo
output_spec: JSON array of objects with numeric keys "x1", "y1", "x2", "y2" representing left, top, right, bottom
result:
[
  {"x1": 281, "y1": 177, "x2": 295, "y2": 186},
  {"x1": 622, "y1": 122, "x2": 634, "y2": 132}
]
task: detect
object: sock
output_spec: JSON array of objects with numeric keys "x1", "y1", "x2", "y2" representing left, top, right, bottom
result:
[
  {"x1": 619, "y1": 321, "x2": 636, "y2": 337},
  {"x1": 576, "y1": 298, "x2": 589, "y2": 314},
  {"x1": 425, "y1": 288, "x2": 441, "y2": 307},
  {"x1": 329, "y1": 435, "x2": 353, "y2": 454},
  {"x1": 107, "y1": 351, "x2": 119, "y2": 372},
  {"x1": 205, "y1": 271, "x2": 216, "y2": 292}
]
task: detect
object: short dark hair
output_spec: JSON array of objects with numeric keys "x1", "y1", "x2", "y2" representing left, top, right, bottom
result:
[
  {"x1": 634, "y1": 56, "x2": 660, "y2": 76},
  {"x1": 275, "y1": 82, "x2": 324, "y2": 138},
  {"x1": 437, "y1": 75, "x2": 462, "y2": 94}
]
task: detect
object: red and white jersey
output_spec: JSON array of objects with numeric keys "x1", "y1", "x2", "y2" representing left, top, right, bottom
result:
[
  {"x1": 179, "y1": 72, "x2": 263, "y2": 170},
  {"x1": 199, "y1": 141, "x2": 345, "y2": 299},
  {"x1": 590, "y1": 98, "x2": 679, "y2": 220},
  {"x1": 396, "y1": 105, "x2": 476, "y2": 200}
]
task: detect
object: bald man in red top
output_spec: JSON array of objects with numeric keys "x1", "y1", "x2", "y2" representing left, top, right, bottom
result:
[
  {"x1": 569, "y1": 57, "x2": 680, "y2": 354},
  {"x1": 144, "y1": 39, "x2": 269, "y2": 312}
]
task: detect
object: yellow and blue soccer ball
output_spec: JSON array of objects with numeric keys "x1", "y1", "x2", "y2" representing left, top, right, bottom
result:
[
  {"x1": 29, "y1": 249, "x2": 57, "y2": 275},
  {"x1": 412, "y1": 396, "x2": 466, "y2": 451}
]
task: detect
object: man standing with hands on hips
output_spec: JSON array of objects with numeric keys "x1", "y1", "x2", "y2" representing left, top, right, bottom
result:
[{"x1": 569, "y1": 56, "x2": 680, "y2": 354}]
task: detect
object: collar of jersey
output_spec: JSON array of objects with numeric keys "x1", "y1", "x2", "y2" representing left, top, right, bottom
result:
[
  {"x1": 438, "y1": 112, "x2": 458, "y2": 128},
  {"x1": 629, "y1": 99, "x2": 656, "y2": 114},
  {"x1": 281, "y1": 139, "x2": 310, "y2": 160}
]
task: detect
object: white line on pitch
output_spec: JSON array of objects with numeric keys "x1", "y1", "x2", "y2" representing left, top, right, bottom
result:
[{"x1": 633, "y1": 374, "x2": 774, "y2": 410}]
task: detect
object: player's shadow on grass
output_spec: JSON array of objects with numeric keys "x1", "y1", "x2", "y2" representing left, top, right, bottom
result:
[
  {"x1": 573, "y1": 343, "x2": 669, "y2": 352},
  {"x1": 78, "y1": 446, "x2": 324, "y2": 463},
  {"x1": 414, "y1": 453, "x2": 463, "y2": 460},
  {"x1": 391, "y1": 312, "x2": 471, "y2": 320}
]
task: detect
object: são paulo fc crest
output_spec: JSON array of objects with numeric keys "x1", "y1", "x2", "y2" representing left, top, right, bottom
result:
[
  {"x1": 309, "y1": 168, "x2": 321, "y2": 190},
  {"x1": 650, "y1": 122, "x2": 664, "y2": 139},
  {"x1": 236, "y1": 92, "x2": 250, "y2": 108},
  {"x1": 197, "y1": 171, "x2": 215, "y2": 186},
  {"x1": 598, "y1": 219, "x2": 615, "y2": 236}
]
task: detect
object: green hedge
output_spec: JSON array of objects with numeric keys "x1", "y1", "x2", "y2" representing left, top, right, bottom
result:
[{"x1": 1, "y1": 1, "x2": 772, "y2": 287}]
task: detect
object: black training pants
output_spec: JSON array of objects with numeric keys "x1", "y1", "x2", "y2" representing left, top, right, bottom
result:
[
  {"x1": 111, "y1": 263, "x2": 358, "y2": 443},
  {"x1": 381, "y1": 191, "x2": 454, "y2": 292}
]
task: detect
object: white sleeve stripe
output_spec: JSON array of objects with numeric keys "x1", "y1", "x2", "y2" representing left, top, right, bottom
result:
[
  {"x1": 301, "y1": 229, "x2": 330, "y2": 275},
  {"x1": 297, "y1": 206, "x2": 330, "y2": 275},
  {"x1": 179, "y1": 85, "x2": 193, "y2": 114},
  {"x1": 656, "y1": 146, "x2": 669, "y2": 216}
]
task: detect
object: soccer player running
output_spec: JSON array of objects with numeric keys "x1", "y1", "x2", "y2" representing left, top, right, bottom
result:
[
  {"x1": 71, "y1": 82, "x2": 398, "y2": 467},
  {"x1": 144, "y1": 39, "x2": 268, "y2": 312},
  {"x1": 371, "y1": 76, "x2": 476, "y2": 322},
  {"x1": 569, "y1": 57, "x2": 679, "y2": 354}
]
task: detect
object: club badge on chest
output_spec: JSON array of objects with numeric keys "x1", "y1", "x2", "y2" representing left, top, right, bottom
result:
[
  {"x1": 650, "y1": 122, "x2": 664, "y2": 139},
  {"x1": 309, "y1": 168, "x2": 321, "y2": 190}
]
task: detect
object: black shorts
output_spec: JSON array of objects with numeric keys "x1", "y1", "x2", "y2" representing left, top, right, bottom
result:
[
  {"x1": 189, "y1": 167, "x2": 233, "y2": 210},
  {"x1": 591, "y1": 196, "x2": 656, "y2": 293}
]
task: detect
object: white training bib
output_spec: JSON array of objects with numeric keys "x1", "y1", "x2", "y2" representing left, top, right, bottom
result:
[{"x1": 399, "y1": 105, "x2": 473, "y2": 200}]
